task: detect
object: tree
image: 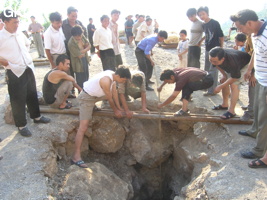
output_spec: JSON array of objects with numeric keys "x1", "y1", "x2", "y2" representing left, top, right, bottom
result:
[{"x1": 3, "y1": 0, "x2": 29, "y2": 21}]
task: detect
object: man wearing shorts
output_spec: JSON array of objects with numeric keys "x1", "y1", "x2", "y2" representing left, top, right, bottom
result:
[
  {"x1": 42, "y1": 55, "x2": 82, "y2": 109},
  {"x1": 209, "y1": 47, "x2": 251, "y2": 119},
  {"x1": 157, "y1": 68, "x2": 214, "y2": 116},
  {"x1": 71, "y1": 66, "x2": 131, "y2": 168}
]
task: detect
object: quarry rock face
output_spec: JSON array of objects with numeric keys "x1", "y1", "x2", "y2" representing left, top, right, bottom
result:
[{"x1": 61, "y1": 162, "x2": 131, "y2": 200}]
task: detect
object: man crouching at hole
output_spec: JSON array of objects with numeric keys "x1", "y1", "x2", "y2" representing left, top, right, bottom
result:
[
  {"x1": 72, "y1": 66, "x2": 131, "y2": 168},
  {"x1": 42, "y1": 54, "x2": 82, "y2": 109},
  {"x1": 157, "y1": 68, "x2": 214, "y2": 116}
]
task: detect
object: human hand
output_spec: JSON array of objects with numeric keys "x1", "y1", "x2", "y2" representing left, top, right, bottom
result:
[
  {"x1": 97, "y1": 51, "x2": 100, "y2": 58},
  {"x1": 125, "y1": 110, "x2": 133, "y2": 119},
  {"x1": 157, "y1": 86, "x2": 162, "y2": 93},
  {"x1": 220, "y1": 76, "x2": 227, "y2": 84},
  {"x1": 249, "y1": 75, "x2": 256, "y2": 87},
  {"x1": 244, "y1": 70, "x2": 252, "y2": 81},
  {"x1": 114, "y1": 109, "x2": 123, "y2": 118},
  {"x1": 151, "y1": 60, "x2": 155, "y2": 66},
  {"x1": 142, "y1": 108, "x2": 150, "y2": 114}
]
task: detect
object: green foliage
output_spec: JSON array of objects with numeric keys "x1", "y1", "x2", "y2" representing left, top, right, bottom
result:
[
  {"x1": 3, "y1": 0, "x2": 29, "y2": 22},
  {"x1": 42, "y1": 13, "x2": 50, "y2": 31}
]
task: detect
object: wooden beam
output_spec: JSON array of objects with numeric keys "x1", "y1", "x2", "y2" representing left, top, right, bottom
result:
[{"x1": 39, "y1": 106, "x2": 253, "y2": 125}]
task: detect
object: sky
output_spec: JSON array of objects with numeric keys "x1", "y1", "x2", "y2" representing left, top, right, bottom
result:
[{"x1": 0, "y1": 0, "x2": 266, "y2": 33}]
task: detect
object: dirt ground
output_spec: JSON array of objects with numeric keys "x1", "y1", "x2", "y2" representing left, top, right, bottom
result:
[{"x1": 0, "y1": 41, "x2": 267, "y2": 200}]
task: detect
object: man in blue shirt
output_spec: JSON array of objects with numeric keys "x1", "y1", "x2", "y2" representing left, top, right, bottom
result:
[{"x1": 135, "y1": 30, "x2": 168, "y2": 90}]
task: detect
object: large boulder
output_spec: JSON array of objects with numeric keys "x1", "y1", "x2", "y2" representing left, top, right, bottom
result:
[
  {"x1": 61, "y1": 162, "x2": 131, "y2": 200},
  {"x1": 125, "y1": 119, "x2": 173, "y2": 168},
  {"x1": 88, "y1": 117, "x2": 126, "y2": 153}
]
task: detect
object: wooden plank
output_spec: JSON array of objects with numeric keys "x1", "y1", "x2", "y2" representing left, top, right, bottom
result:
[{"x1": 39, "y1": 106, "x2": 253, "y2": 125}]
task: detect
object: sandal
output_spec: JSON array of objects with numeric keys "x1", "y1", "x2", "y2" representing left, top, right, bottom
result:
[
  {"x1": 70, "y1": 159, "x2": 88, "y2": 168},
  {"x1": 212, "y1": 105, "x2": 228, "y2": 110},
  {"x1": 248, "y1": 159, "x2": 267, "y2": 168},
  {"x1": 174, "y1": 109, "x2": 190, "y2": 116},
  {"x1": 220, "y1": 111, "x2": 236, "y2": 119},
  {"x1": 59, "y1": 102, "x2": 72, "y2": 110}
]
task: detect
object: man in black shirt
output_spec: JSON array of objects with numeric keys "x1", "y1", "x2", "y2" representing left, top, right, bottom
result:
[
  {"x1": 87, "y1": 18, "x2": 96, "y2": 54},
  {"x1": 209, "y1": 47, "x2": 251, "y2": 119},
  {"x1": 197, "y1": 6, "x2": 224, "y2": 96}
]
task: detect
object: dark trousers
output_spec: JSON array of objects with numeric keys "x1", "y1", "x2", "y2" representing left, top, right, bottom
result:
[
  {"x1": 115, "y1": 54, "x2": 123, "y2": 69},
  {"x1": 100, "y1": 49, "x2": 116, "y2": 71},
  {"x1": 187, "y1": 46, "x2": 201, "y2": 68},
  {"x1": 89, "y1": 36, "x2": 95, "y2": 53},
  {"x1": 135, "y1": 48, "x2": 153, "y2": 86},
  {"x1": 75, "y1": 57, "x2": 89, "y2": 88},
  {"x1": 7, "y1": 68, "x2": 40, "y2": 127},
  {"x1": 181, "y1": 73, "x2": 214, "y2": 100}
]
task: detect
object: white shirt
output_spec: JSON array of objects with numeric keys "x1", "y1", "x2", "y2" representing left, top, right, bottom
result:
[
  {"x1": 0, "y1": 28, "x2": 34, "y2": 77},
  {"x1": 83, "y1": 70, "x2": 114, "y2": 97},
  {"x1": 44, "y1": 25, "x2": 66, "y2": 54},
  {"x1": 93, "y1": 26, "x2": 113, "y2": 50},
  {"x1": 108, "y1": 20, "x2": 121, "y2": 55},
  {"x1": 135, "y1": 22, "x2": 153, "y2": 42}
]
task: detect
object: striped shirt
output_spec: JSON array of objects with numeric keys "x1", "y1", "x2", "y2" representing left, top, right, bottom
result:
[{"x1": 252, "y1": 22, "x2": 267, "y2": 86}]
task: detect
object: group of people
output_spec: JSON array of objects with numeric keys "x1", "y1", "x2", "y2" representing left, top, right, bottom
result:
[{"x1": 0, "y1": 6, "x2": 266, "y2": 170}]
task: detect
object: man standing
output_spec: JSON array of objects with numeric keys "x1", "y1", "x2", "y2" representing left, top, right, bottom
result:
[
  {"x1": 118, "y1": 70, "x2": 150, "y2": 118},
  {"x1": 186, "y1": 8, "x2": 204, "y2": 68},
  {"x1": 109, "y1": 9, "x2": 123, "y2": 68},
  {"x1": 124, "y1": 15, "x2": 134, "y2": 46},
  {"x1": 28, "y1": 16, "x2": 46, "y2": 58},
  {"x1": 157, "y1": 68, "x2": 213, "y2": 116},
  {"x1": 71, "y1": 66, "x2": 131, "y2": 168},
  {"x1": 230, "y1": 10, "x2": 267, "y2": 161},
  {"x1": 0, "y1": 10, "x2": 50, "y2": 137},
  {"x1": 209, "y1": 47, "x2": 251, "y2": 119},
  {"x1": 93, "y1": 15, "x2": 116, "y2": 71},
  {"x1": 44, "y1": 12, "x2": 66, "y2": 69},
  {"x1": 135, "y1": 30, "x2": 168, "y2": 91},
  {"x1": 197, "y1": 6, "x2": 224, "y2": 96},
  {"x1": 135, "y1": 18, "x2": 153, "y2": 45},
  {"x1": 132, "y1": 15, "x2": 145, "y2": 45},
  {"x1": 42, "y1": 55, "x2": 82, "y2": 109},
  {"x1": 87, "y1": 18, "x2": 96, "y2": 54}
]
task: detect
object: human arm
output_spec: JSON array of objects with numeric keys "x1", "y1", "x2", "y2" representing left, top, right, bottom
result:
[
  {"x1": 219, "y1": 37, "x2": 224, "y2": 48},
  {"x1": 141, "y1": 91, "x2": 150, "y2": 113},
  {"x1": 145, "y1": 54, "x2": 154, "y2": 66},
  {"x1": 244, "y1": 52, "x2": 254, "y2": 81},
  {"x1": 157, "y1": 82, "x2": 167, "y2": 92},
  {"x1": 157, "y1": 91, "x2": 180, "y2": 108},
  {"x1": 0, "y1": 58, "x2": 8, "y2": 66},
  {"x1": 100, "y1": 77, "x2": 123, "y2": 118},
  {"x1": 198, "y1": 36, "x2": 206, "y2": 46},
  {"x1": 119, "y1": 93, "x2": 133, "y2": 118},
  {"x1": 45, "y1": 49, "x2": 56, "y2": 68}
]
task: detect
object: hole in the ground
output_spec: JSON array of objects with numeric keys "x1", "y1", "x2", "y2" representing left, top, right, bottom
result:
[{"x1": 48, "y1": 116, "x2": 198, "y2": 200}]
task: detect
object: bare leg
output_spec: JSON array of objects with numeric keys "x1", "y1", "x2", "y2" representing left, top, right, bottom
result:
[
  {"x1": 182, "y1": 99, "x2": 189, "y2": 111},
  {"x1": 59, "y1": 93, "x2": 70, "y2": 109},
  {"x1": 228, "y1": 84, "x2": 239, "y2": 114},
  {"x1": 221, "y1": 85, "x2": 230, "y2": 107},
  {"x1": 72, "y1": 119, "x2": 89, "y2": 167}
]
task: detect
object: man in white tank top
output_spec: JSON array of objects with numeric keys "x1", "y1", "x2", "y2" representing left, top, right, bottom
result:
[{"x1": 71, "y1": 66, "x2": 131, "y2": 168}]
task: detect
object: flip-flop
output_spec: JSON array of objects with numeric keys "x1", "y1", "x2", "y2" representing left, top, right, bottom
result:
[
  {"x1": 212, "y1": 105, "x2": 228, "y2": 110},
  {"x1": 248, "y1": 159, "x2": 267, "y2": 168},
  {"x1": 70, "y1": 159, "x2": 88, "y2": 168},
  {"x1": 59, "y1": 102, "x2": 72, "y2": 110},
  {"x1": 220, "y1": 111, "x2": 236, "y2": 119}
]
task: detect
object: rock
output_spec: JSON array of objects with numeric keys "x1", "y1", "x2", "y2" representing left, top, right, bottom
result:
[
  {"x1": 61, "y1": 162, "x2": 131, "y2": 200},
  {"x1": 196, "y1": 152, "x2": 209, "y2": 163},
  {"x1": 209, "y1": 158, "x2": 222, "y2": 167},
  {"x1": 125, "y1": 119, "x2": 173, "y2": 168},
  {"x1": 89, "y1": 117, "x2": 126, "y2": 153},
  {"x1": 41, "y1": 149, "x2": 58, "y2": 178},
  {"x1": 3, "y1": 94, "x2": 14, "y2": 125}
]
